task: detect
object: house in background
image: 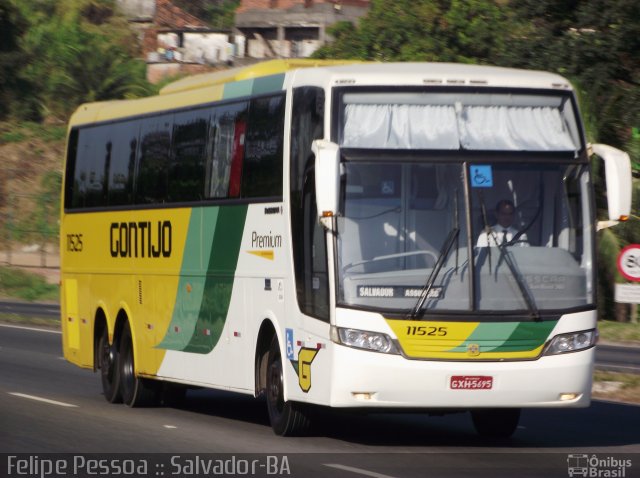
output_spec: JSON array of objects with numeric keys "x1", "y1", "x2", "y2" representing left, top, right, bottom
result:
[
  {"x1": 236, "y1": 0, "x2": 370, "y2": 59},
  {"x1": 116, "y1": 0, "x2": 242, "y2": 83},
  {"x1": 115, "y1": 0, "x2": 370, "y2": 82}
]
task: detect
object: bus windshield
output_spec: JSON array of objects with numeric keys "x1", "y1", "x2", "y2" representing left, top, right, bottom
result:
[
  {"x1": 334, "y1": 89, "x2": 593, "y2": 314},
  {"x1": 336, "y1": 160, "x2": 594, "y2": 314}
]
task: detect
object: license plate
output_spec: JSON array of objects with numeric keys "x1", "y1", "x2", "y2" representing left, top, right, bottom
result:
[{"x1": 450, "y1": 375, "x2": 493, "y2": 390}]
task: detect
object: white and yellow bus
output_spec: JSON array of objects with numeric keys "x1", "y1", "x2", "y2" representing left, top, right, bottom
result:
[{"x1": 61, "y1": 60, "x2": 631, "y2": 437}]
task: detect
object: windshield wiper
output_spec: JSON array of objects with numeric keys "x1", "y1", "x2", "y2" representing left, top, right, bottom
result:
[
  {"x1": 409, "y1": 227, "x2": 460, "y2": 319},
  {"x1": 495, "y1": 243, "x2": 540, "y2": 321}
]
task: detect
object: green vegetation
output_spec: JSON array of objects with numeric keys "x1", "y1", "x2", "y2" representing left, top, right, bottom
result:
[
  {"x1": 0, "y1": 266, "x2": 59, "y2": 301},
  {"x1": 593, "y1": 370, "x2": 640, "y2": 404},
  {"x1": 171, "y1": 0, "x2": 240, "y2": 30},
  {"x1": 599, "y1": 320, "x2": 640, "y2": 345},
  {"x1": 0, "y1": 121, "x2": 67, "y2": 144},
  {"x1": 1, "y1": 0, "x2": 156, "y2": 122},
  {"x1": 0, "y1": 312, "x2": 60, "y2": 328}
]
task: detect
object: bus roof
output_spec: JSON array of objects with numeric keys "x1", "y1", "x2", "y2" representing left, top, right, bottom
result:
[
  {"x1": 159, "y1": 59, "x2": 359, "y2": 95},
  {"x1": 68, "y1": 60, "x2": 573, "y2": 128}
]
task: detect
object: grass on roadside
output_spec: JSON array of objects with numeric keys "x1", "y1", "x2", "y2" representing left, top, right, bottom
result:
[
  {"x1": 593, "y1": 370, "x2": 640, "y2": 404},
  {"x1": 0, "y1": 312, "x2": 60, "y2": 328},
  {"x1": 598, "y1": 320, "x2": 640, "y2": 344},
  {"x1": 0, "y1": 266, "x2": 59, "y2": 301}
]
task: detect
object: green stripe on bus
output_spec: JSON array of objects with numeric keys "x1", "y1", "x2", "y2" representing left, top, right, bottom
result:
[
  {"x1": 252, "y1": 74, "x2": 285, "y2": 95},
  {"x1": 182, "y1": 204, "x2": 248, "y2": 354},
  {"x1": 447, "y1": 322, "x2": 518, "y2": 352},
  {"x1": 447, "y1": 320, "x2": 556, "y2": 353},
  {"x1": 158, "y1": 208, "x2": 219, "y2": 351},
  {"x1": 223, "y1": 79, "x2": 253, "y2": 99},
  {"x1": 485, "y1": 320, "x2": 557, "y2": 353}
]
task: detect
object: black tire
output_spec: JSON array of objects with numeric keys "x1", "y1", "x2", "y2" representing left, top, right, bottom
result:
[
  {"x1": 119, "y1": 322, "x2": 159, "y2": 407},
  {"x1": 266, "y1": 336, "x2": 311, "y2": 436},
  {"x1": 471, "y1": 408, "x2": 521, "y2": 438},
  {"x1": 97, "y1": 326, "x2": 121, "y2": 403}
]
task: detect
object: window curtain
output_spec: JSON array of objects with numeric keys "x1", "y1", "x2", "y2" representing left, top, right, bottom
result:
[
  {"x1": 343, "y1": 104, "x2": 459, "y2": 149},
  {"x1": 459, "y1": 106, "x2": 576, "y2": 151},
  {"x1": 342, "y1": 104, "x2": 577, "y2": 151}
]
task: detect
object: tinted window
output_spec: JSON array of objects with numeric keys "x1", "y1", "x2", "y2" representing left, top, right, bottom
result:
[
  {"x1": 108, "y1": 121, "x2": 138, "y2": 206},
  {"x1": 205, "y1": 101, "x2": 248, "y2": 199},
  {"x1": 170, "y1": 109, "x2": 209, "y2": 202},
  {"x1": 136, "y1": 114, "x2": 172, "y2": 204},
  {"x1": 64, "y1": 129, "x2": 78, "y2": 208},
  {"x1": 290, "y1": 87, "x2": 328, "y2": 320},
  {"x1": 72, "y1": 126, "x2": 109, "y2": 208},
  {"x1": 242, "y1": 94, "x2": 285, "y2": 198}
]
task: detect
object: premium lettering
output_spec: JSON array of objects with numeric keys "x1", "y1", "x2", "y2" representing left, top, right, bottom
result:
[
  {"x1": 110, "y1": 220, "x2": 172, "y2": 258},
  {"x1": 251, "y1": 231, "x2": 282, "y2": 249}
]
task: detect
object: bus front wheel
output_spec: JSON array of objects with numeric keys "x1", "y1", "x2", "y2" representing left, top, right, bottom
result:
[
  {"x1": 471, "y1": 408, "x2": 521, "y2": 438},
  {"x1": 266, "y1": 336, "x2": 310, "y2": 436},
  {"x1": 119, "y1": 322, "x2": 158, "y2": 407},
  {"x1": 98, "y1": 326, "x2": 121, "y2": 403}
]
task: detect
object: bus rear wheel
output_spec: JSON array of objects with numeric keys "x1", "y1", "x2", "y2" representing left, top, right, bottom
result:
[
  {"x1": 98, "y1": 326, "x2": 121, "y2": 403},
  {"x1": 119, "y1": 322, "x2": 159, "y2": 407},
  {"x1": 266, "y1": 336, "x2": 310, "y2": 436},
  {"x1": 471, "y1": 408, "x2": 521, "y2": 438}
]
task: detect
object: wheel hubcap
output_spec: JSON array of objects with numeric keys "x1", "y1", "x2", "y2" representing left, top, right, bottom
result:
[{"x1": 102, "y1": 341, "x2": 115, "y2": 381}]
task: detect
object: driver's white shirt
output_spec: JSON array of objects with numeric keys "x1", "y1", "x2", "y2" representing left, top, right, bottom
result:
[{"x1": 476, "y1": 225, "x2": 528, "y2": 247}]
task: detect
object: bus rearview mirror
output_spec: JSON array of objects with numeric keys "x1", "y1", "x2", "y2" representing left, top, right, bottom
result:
[
  {"x1": 312, "y1": 140, "x2": 340, "y2": 229},
  {"x1": 590, "y1": 143, "x2": 632, "y2": 229}
]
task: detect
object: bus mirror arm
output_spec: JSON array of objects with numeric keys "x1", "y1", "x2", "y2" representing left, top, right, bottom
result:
[
  {"x1": 312, "y1": 140, "x2": 341, "y2": 230},
  {"x1": 590, "y1": 143, "x2": 632, "y2": 229}
]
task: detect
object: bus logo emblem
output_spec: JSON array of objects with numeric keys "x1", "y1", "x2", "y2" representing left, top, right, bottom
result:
[{"x1": 467, "y1": 344, "x2": 480, "y2": 356}]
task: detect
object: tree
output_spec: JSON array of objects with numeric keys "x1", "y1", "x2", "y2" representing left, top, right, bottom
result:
[
  {"x1": 315, "y1": 0, "x2": 516, "y2": 63},
  {"x1": 0, "y1": 0, "x2": 38, "y2": 119},
  {"x1": 171, "y1": 0, "x2": 240, "y2": 29},
  {"x1": 16, "y1": 0, "x2": 154, "y2": 120}
]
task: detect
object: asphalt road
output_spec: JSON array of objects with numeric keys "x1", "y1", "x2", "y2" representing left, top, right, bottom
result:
[{"x1": 1, "y1": 323, "x2": 639, "y2": 478}]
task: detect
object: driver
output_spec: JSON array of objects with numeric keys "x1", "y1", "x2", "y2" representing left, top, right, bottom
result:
[{"x1": 477, "y1": 199, "x2": 528, "y2": 247}]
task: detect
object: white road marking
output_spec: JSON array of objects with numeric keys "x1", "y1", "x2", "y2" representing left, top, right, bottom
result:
[
  {"x1": 323, "y1": 464, "x2": 398, "y2": 478},
  {"x1": 163, "y1": 425, "x2": 177, "y2": 429},
  {"x1": 0, "y1": 323, "x2": 61, "y2": 334},
  {"x1": 9, "y1": 392, "x2": 78, "y2": 408}
]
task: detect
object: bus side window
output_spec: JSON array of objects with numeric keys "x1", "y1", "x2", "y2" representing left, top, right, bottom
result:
[
  {"x1": 170, "y1": 109, "x2": 208, "y2": 202},
  {"x1": 71, "y1": 126, "x2": 110, "y2": 209},
  {"x1": 290, "y1": 87, "x2": 328, "y2": 321},
  {"x1": 136, "y1": 114, "x2": 172, "y2": 204},
  {"x1": 242, "y1": 94, "x2": 285, "y2": 198},
  {"x1": 107, "y1": 121, "x2": 138, "y2": 206},
  {"x1": 205, "y1": 102, "x2": 248, "y2": 199}
]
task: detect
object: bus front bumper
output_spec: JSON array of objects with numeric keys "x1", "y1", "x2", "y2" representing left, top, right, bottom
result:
[{"x1": 328, "y1": 344, "x2": 594, "y2": 409}]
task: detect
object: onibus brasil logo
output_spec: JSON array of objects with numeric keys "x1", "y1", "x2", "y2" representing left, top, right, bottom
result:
[{"x1": 567, "y1": 454, "x2": 632, "y2": 477}]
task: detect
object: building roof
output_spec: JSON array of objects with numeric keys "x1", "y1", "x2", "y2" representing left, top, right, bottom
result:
[{"x1": 154, "y1": 0, "x2": 208, "y2": 30}]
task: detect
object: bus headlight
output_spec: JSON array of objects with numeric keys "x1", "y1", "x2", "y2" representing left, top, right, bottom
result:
[
  {"x1": 543, "y1": 329, "x2": 597, "y2": 356},
  {"x1": 331, "y1": 326, "x2": 399, "y2": 354}
]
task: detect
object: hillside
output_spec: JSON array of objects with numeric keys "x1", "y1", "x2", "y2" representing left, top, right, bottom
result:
[{"x1": 0, "y1": 123, "x2": 66, "y2": 281}]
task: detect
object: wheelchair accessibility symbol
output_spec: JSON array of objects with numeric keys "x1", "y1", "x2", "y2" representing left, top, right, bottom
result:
[{"x1": 470, "y1": 165, "x2": 493, "y2": 188}]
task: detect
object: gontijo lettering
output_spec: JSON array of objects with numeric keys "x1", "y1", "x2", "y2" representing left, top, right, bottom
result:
[{"x1": 110, "y1": 221, "x2": 172, "y2": 258}]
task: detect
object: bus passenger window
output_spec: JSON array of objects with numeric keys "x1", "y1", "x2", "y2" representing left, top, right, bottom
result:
[
  {"x1": 107, "y1": 121, "x2": 138, "y2": 206},
  {"x1": 170, "y1": 109, "x2": 208, "y2": 202},
  {"x1": 136, "y1": 115, "x2": 172, "y2": 204},
  {"x1": 242, "y1": 94, "x2": 285, "y2": 198},
  {"x1": 206, "y1": 102, "x2": 248, "y2": 199}
]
